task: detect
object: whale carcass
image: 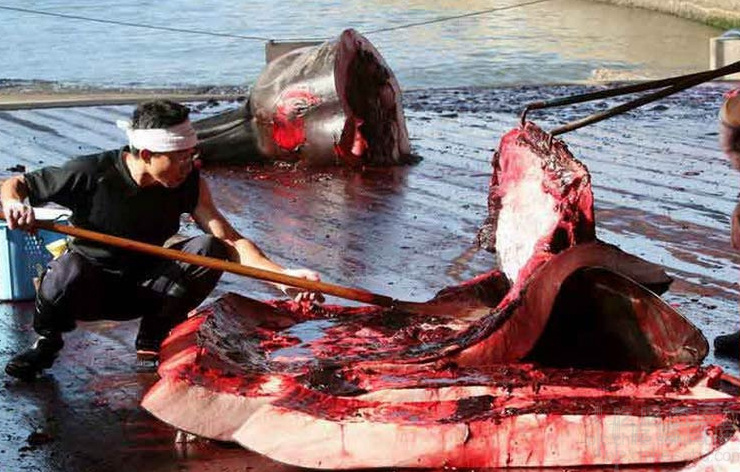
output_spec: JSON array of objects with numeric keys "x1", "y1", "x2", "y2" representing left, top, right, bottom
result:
[
  {"x1": 193, "y1": 28, "x2": 413, "y2": 167},
  {"x1": 142, "y1": 122, "x2": 738, "y2": 469}
]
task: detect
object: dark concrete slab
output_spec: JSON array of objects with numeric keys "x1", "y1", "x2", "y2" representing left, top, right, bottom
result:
[{"x1": 0, "y1": 83, "x2": 738, "y2": 471}]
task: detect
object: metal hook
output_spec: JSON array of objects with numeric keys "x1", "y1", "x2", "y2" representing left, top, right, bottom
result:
[{"x1": 520, "y1": 105, "x2": 530, "y2": 127}]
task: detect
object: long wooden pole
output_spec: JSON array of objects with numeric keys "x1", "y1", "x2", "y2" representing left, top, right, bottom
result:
[{"x1": 1, "y1": 214, "x2": 401, "y2": 309}]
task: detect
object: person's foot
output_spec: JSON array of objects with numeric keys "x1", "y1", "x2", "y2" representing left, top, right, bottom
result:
[
  {"x1": 135, "y1": 349, "x2": 159, "y2": 373},
  {"x1": 5, "y1": 335, "x2": 64, "y2": 380},
  {"x1": 714, "y1": 330, "x2": 740, "y2": 358}
]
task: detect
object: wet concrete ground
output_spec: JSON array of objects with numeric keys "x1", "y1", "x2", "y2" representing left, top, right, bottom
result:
[{"x1": 0, "y1": 82, "x2": 739, "y2": 471}]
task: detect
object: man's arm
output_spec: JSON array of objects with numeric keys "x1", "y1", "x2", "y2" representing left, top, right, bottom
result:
[
  {"x1": 0, "y1": 176, "x2": 35, "y2": 231},
  {"x1": 191, "y1": 176, "x2": 322, "y2": 301}
]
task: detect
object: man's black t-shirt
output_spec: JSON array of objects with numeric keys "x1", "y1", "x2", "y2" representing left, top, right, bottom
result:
[{"x1": 24, "y1": 147, "x2": 200, "y2": 272}]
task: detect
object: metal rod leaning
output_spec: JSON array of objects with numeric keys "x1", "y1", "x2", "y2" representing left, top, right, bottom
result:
[
  {"x1": 519, "y1": 59, "x2": 740, "y2": 136},
  {"x1": 519, "y1": 69, "x2": 712, "y2": 125}
]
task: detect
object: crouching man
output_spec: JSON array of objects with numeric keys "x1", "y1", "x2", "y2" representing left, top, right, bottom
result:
[{"x1": 1, "y1": 99, "x2": 321, "y2": 380}]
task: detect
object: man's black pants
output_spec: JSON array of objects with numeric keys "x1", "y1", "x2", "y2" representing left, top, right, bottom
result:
[{"x1": 33, "y1": 235, "x2": 228, "y2": 351}]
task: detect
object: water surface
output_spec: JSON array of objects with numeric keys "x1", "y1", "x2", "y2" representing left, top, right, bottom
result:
[{"x1": 0, "y1": 0, "x2": 722, "y2": 90}]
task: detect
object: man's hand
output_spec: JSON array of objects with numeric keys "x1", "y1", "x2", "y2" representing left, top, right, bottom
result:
[
  {"x1": 2, "y1": 199, "x2": 35, "y2": 231},
  {"x1": 280, "y1": 268, "x2": 325, "y2": 303}
]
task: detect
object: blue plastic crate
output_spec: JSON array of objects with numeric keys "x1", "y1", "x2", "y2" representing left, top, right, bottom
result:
[{"x1": 0, "y1": 222, "x2": 68, "y2": 301}]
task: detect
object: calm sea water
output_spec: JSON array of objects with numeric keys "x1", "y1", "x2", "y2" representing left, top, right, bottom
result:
[{"x1": 0, "y1": 0, "x2": 723, "y2": 89}]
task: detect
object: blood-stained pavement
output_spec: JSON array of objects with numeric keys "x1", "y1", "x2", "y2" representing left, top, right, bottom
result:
[{"x1": 0, "y1": 82, "x2": 738, "y2": 471}]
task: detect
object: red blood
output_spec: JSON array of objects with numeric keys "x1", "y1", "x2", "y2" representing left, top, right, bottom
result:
[
  {"x1": 272, "y1": 89, "x2": 321, "y2": 152},
  {"x1": 142, "y1": 123, "x2": 727, "y2": 469}
]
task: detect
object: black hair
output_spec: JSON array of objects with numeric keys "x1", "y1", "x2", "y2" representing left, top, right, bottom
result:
[{"x1": 131, "y1": 99, "x2": 190, "y2": 130}]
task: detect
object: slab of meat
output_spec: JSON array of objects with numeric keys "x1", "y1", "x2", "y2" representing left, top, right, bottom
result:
[
  {"x1": 142, "y1": 122, "x2": 732, "y2": 469},
  {"x1": 235, "y1": 366, "x2": 738, "y2": 469},
  {"x1": 682, "y1": 431, "x2": 740, "y2": 471},
  {"x1": 477, "y1": 122, "x2": 595, "y2": 285}
]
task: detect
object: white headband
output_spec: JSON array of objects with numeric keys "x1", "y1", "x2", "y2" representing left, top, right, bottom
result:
[{"x1": 116, "y1": 119, "x2": 199, "y2": 152}]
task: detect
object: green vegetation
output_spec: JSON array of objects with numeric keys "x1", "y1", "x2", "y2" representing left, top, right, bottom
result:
[{"x1": 703, "y1": 15, "x2": 740, "y2": 31}]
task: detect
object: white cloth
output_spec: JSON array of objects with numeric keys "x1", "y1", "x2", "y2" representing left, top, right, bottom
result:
[{"x1": 116, "y1": 119, "x2": 198, "y2": 152}]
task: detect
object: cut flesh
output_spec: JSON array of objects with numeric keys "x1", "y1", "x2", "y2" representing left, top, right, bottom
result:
[{"x1": 142, "y1": 122, "x2": 732, "y2": 469}]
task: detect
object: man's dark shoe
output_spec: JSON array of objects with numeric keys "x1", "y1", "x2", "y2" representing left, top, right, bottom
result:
[
  {"x1": 135, "y1": 350, "x2": 159, "y2": 374},
  {"x1": 714, "y1": 330, "x2": 740, "y2": 358},
  {"x1": 5, "y1": 335, "x2": 64, "y2": 380}
]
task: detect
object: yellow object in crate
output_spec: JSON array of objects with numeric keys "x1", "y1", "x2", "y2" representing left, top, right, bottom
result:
[{"x1": 45, "y1": 238, "x2": 68, "y2": 259}]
